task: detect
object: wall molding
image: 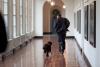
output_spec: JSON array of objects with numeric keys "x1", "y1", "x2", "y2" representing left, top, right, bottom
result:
[
  {"x1": 83, "y1": 52, "x2": 92, "y2": 67},
  {"x1": 75, "y1": 38, "x2": 82, "y2": 53},
  {"x1": 74, "y1": 38, "x2": 91, "y2": 67},
  {"x1": 65, "y1": 36, "x2": 75, "y2": 39},
  {"x1": 43, "y1": 32, "x2": 52, "y2": 35},
  {"x1": 34, "y1": 36, "x2": 43, "y2": 39}
]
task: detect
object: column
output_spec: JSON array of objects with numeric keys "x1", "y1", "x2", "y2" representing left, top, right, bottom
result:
[
  {"x1": 22, "y1": 0, "x2": 26, "y2": 34},
  {"x1": 16, "y1": 0, "x2": 20, "y2": 36},
  {"x1": 0, "y1": 0, "x2": 3, "y2": 12},
  {"x1": 8, "y1": 0, "x2": 13, "y2": 39},
  {"x1": 27, "y1": 0, "x2": 32, "y2": 33}
]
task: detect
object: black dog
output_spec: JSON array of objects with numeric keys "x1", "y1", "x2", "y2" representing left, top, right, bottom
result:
[{"x1": 43, "y1": 41, "x2": 52, "y2": 57}]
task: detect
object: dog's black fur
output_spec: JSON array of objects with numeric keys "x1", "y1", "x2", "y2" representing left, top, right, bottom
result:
[{"x1": 43, "y1": 41, "x2": 52, "y2": 57}]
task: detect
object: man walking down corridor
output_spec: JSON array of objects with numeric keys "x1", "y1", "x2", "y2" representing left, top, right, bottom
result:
[{"x1": 55, "y1": 14, "x2": 70, "y2": 54}]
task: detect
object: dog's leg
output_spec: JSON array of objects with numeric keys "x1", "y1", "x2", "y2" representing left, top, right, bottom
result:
[{"x1": 46, "y1": 52, "x2": 49, "y2": 57}]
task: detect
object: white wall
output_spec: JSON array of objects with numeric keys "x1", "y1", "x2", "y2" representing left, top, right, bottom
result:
[
  {"x1": 34, "y1": 0, "x2": 44, "y2": 36},
  {"x1": 74, "y1": 0, "x2": 96, "y2": 67},
  {"x1": 34, "y1": 0, "x2": 75, "y2": 36},
  {"x1": 96, "y1": 0, "x2": 100, "y2": 66},
  {"x1": 64, "y1": 0, "x2": 74, "y2": 36}
]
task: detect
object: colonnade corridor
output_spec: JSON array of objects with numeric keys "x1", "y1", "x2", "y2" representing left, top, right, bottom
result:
[{"x1": 0, "y1": 35, "x2": 88, "y2": 67}]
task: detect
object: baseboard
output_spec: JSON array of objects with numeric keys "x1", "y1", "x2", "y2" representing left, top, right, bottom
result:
[
  {"x1": 83, "y1": 52, "x2": 92, "y2": 67},
  {"x1": 74, "y1": 38, "x2": 91, "y2": 67},
  {"x1": 74, "y1": 38, "x2": 82, "y2": 53},
  {"x1": 43, "y1": 32, "x2": 52, "y2": 35},
  {"x1": 34, "y1": 36, "x2": 43, "y2": 39},
  {"x1": 66, "y1": 36, "x2": 75, "y2": 39}
]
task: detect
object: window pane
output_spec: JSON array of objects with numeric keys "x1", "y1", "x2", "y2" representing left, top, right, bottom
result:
[
  {"x1": 13, "y1": 16, "x2": 16, "y2": 38},
  {"x1": 13, "y1": 5, "x2": 16, "y2": 15},
  {"x1": 20, "y1": 0, "x2": 23, "y2": 34},
  {"x1": 20, "y1": 0, "x2": 22, "y2": 6},
  {"x1": 20, "y1": 16, "x2": 23, "y2": 34},
  {"x1": 4, "y1": 3, "x2": 8, "y2": 14},
  {"x1": 13, "y1": 16, "x2": 16, "y2": 26},
  {"x1": 13, "y1": 0, "x2": 16, "y2": 5},
  {"x1": 4, "y1": 0, "x2": 8, "y2": 2},
  {"x1": 4, "y1": 15, "x2": 8, "y2": 27},
  {"x1": 26, "y1": 17, "x2": 28, "y2": 33}
]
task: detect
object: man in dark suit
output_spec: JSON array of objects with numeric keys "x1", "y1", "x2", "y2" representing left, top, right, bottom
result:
[{"x1": 55, "y1": 14, "x2": 70, "y2": 54}]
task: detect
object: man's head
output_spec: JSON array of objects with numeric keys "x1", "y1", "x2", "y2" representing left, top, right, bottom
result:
[{"x1": 56, "y1": 14, "x2": 61, "y2": 19}]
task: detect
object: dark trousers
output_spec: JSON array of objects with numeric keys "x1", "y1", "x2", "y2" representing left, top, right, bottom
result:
[{"x1": 57, "y1": 32, "x2": 66, "y2": 53}]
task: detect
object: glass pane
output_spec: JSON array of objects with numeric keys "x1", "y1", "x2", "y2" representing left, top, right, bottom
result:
[
  {"x1": 20, "y1": 16, "x2": 23, "y2": 34},
  {"x1": 13, "y1": 5, "x2": 16, "y2": 15},
  {"x1": 4, "y1": 3, "x2": 8, "y2": 14},
  {"x1": 26, "y1": 17, "x2": 28, "y2": 33},
  {"x1": 13, "y1": 0, "x2": 16, "y2": 5},
  {"x1": 4, "y1": 0, "x2": 8, "y2": 2},
  {"x1": 13, "y1": 16, "x2": 16, "y2": 26},
  {"x1": 4, "y1": 15, "x2": 8, "y2": 27},
  {"x1": 13, "y1": 27, "x2": 16, "y2": 38},
  {"x1": 20, "y1": 0, "x2": 22, "y2": 6},
  {"x1": 13, "y1": 16, "x2": 16, "y2": 38}
]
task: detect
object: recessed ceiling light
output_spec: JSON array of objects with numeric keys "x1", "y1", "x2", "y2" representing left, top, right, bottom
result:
[
  {"x1": 51, "y1": 1, "x2": 55, "y2": 6},
  {"x1": 63, "y1": 5, "x2": 66, "y2": 9}
]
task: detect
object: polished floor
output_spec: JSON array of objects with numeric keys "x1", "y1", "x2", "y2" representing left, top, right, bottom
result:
[{"x1": 0, "y1": 35, "x2": 87, "y2": 67}]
